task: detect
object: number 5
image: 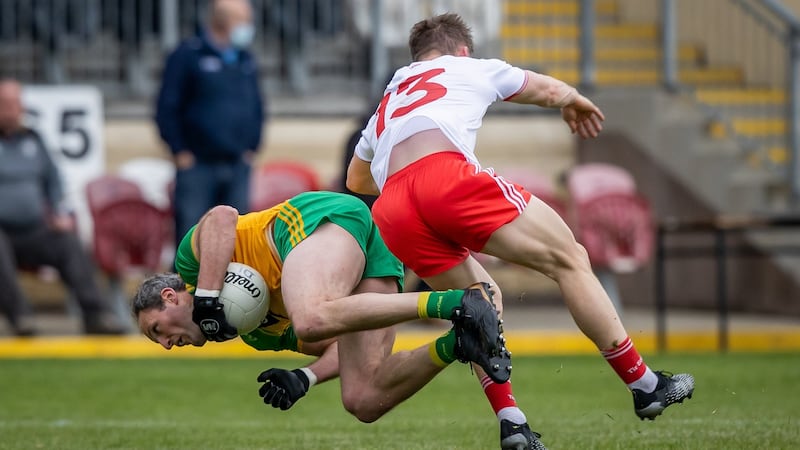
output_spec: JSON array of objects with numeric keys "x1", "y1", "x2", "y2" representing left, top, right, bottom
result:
[{"x1": 60, "y1": 109, "x2": 91, "y2": 159}]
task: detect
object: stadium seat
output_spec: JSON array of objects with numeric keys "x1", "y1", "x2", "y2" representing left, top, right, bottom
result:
[
  {"x1": 566, "y1": 162, "x2": 637, "y2": 204},
  {"x1": 567, "y1": 161, "x2": 655, "y2": 273},
  {"x1": 86, "y1": 176, "x2": 172, "y2": 326},
  {"x1": 117, "y1": 157, "x2": 175, "y2": 211},
  {"x1": 91, "y1": 199, "x2": 171, "y2": 278},
  {"x1": 85, "y1": 175, "x2": 144, "y2": 214},
  {"x1": 250, "y1": 161, "x2": 322, "y2": 211}
]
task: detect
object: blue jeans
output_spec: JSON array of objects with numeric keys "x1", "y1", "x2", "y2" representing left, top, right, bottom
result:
[{"x1": 173, "y1": 159, "x2": 251, "y2": 248}]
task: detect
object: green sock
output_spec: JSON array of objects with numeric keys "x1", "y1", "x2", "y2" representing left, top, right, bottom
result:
[
  {"x1": 429, "y1": 329, "x2": 457, "y2": 367},
  {"x1": 417, "y1": 290, "x2": 465, "y2": 319}
]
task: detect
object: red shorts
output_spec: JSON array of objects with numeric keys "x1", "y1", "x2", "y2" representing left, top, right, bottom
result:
[{"x1": 372, "y1": 152, "x2": 531, "y2": 278}]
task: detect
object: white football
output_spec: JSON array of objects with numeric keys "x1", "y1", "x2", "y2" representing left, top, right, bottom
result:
[{"x1": 219, "y1": 262, "x2": 269, "y2": 334}]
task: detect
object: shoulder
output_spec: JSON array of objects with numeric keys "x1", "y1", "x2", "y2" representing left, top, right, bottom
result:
[{"x1": 472, "y1": 57, "x2": 515, "y2": 69}]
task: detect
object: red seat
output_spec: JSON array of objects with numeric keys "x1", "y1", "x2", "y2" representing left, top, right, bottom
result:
[
  {"x1": 91, "y1": 199, "x2": 170, "y2": 277},
  {"x1": 566, "y1": 163, "x2": 637, "y2": 204},
  {"x1": 86, "y1": 175, "x2": 144, "y2": 214},
  {"x1": 574, "y1": 193, "x2": 655, "y2": 272},
  {"x1": 250, "y1": 161, "x2": 322, "y2": 211},
  {"x1": 85, "y1": 175, "x2": 170, "y2": 276}
]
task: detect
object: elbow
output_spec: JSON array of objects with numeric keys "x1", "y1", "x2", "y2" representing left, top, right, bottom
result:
[
  {"x1": 345, "y1": 171, "x2": 370, "y2": 195},
  {"x1": 345, "y1": 176, "x2": 361, "y2": 194},
  {"x1": 207, "y1": 205, "x2": 240, "y2": 225}
]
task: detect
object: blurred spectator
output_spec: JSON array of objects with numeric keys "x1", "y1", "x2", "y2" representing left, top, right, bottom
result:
[
  {"x1": 336, "y1": 71, "x2": 396, "y2": 209},
  {"x1": 155, "y1": 0, "x2": 266, "y2": 255},
  {"x1": 0, "y1": 78, "x2": 128, "y2": 336}
]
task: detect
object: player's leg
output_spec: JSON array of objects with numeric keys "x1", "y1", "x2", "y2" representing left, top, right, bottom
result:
[
  {"x1": 483, "y1": 195, "x2": 694, "y2": 420},
  {"x1": 484, "y1": 195, "x2": 625, "y2": 344},
  {"x1": 424, "y1": 256, "x2": 542, "y2": 450},
  {"x1": 280, "y1": 222, "x2": 488, "y2": 341},
  {"x1": 280, "y1": 226, "x2": 463, "y2": 422},
  {"x1": 0, "y1": 228, "x2": 35, "y2": 335},
  {"x1": 335, "y1": 276, "x2": 452, "y2": 423}
]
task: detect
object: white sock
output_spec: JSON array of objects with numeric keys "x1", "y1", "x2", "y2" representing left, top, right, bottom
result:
[
  {"x1": 497, "y1": 406, "x2": 527, "y2": 425},
  {"x1": 628, "y1": 368, "x2": 659, "y2": 392}
]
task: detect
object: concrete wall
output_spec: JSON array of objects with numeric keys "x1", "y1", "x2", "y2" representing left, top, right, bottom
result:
[{"x1": 104, "y1": 115, "x2": 577, "y2": 187}]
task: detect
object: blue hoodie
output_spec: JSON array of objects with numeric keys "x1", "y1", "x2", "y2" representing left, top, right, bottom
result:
[{"x1": 155, "y1": 29, "x2": 266, "y2": 163}]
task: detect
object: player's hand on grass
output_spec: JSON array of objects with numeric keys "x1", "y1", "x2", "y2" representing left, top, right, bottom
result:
[
  {"x1": 257, "y1": 368, "x2": 310, "y2": 410},
  {"x1": 192, "y1": 294, "x2": 238, "y2": 342}
]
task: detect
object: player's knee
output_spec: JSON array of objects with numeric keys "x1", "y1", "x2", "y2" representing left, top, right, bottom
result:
[
  {"x1": 341, "y1": 391, "x2": 384, "y2": 423},
  {"x1": 571, "y1": 242, "x2": 592, "y2": 271},
  {"x1": 290, "y1": 309, "x2": 331, "y2": 343},
  {"x1": 551, "y1": 241, "x2": 593, "y2": 278}
]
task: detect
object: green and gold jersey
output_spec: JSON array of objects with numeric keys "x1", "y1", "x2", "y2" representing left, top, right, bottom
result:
[{"x1": 174, "y1": 191, "x2": 404, "y2": 353}]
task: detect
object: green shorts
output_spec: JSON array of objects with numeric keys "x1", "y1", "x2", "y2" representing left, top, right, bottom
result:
[{"x1": 272, "y1": 191, "x2": 404, "y2": 290}]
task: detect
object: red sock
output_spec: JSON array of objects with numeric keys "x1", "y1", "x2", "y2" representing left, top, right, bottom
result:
[
  {"x1": 481, "y1": 375, "x2": 517, "y2": 414},
  {"x1": 601, "y1": 336, "x2": 648, "y2": 384}
]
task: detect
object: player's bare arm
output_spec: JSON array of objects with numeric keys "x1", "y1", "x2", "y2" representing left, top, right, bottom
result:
[
  {"x1": 298, "y1": 339, "x2": 340, "y2": 384},
  {"x1": 509, "y1": 70, "x2": 604, "y2": 139},
  {"x1": 256, "y1": 340, "x2": 341, "y2": 411},
  {"x1": 193, "y1": 205, "x2": 239, "y2": 290},
  {"x1": 346, "y1": 156, "x2": 380, "y2": 195}
]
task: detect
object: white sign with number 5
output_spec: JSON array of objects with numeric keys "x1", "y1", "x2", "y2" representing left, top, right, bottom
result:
[{"x1": 21, "y1": 85, "x2": 105, "y2": 244}]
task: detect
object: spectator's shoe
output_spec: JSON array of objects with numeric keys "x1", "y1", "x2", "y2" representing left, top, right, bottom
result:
[
  {"x1": 633, "y1": 371, "x2": 695, "y2": 420},
  {"x1": 500, "y1": 420, "x2": 547, "y2": 450},
  {"x1": 83, "y1": 313, "x2": 129, "y2": 335},
  {"x1": 452, "y1": 283, "x2": 512, "y2": 383}
]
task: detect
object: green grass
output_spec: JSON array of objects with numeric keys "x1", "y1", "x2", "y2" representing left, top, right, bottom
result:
[{"x1": 0, "y1": 353, "x2": 798, "y2": 449}]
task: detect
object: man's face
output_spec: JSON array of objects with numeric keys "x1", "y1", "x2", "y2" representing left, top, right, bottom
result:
[
  {"x1": 228, "y1": 0, "x2": 252, "y2": 29},
  {"x1": 215, "y1": 0, "x2": 252, "y2": 34},
  {"x1": 138, "y1": 288, "x2": 207, "y2": 349},
  {"x1": 0, "y1": 81, "x2": 23, "y2": 134}
]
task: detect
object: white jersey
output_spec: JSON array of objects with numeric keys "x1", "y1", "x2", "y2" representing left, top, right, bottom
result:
[{"x1": 354, "y1": 55, "x2": 527, "y2": 190}]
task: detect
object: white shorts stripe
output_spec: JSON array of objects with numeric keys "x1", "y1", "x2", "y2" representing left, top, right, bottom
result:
[{"x1": 485, "y1": 170, "x2": 527, "y2": 213}]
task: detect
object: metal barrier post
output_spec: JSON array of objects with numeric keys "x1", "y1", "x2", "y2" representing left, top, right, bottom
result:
[
  {"x1": 579, "y1": 0, "x2": 596, "y2": 92},
  {"x1": 655, "y1": 226, "x2": 668, "y2": 352},
  {"x1": 714, "y1": 228, "x2": 730, "y2": 352},
  {"x1": 370, "y1": 0, "x2": 388, "y2": 97},
  {"x1": 661, "y1": 0, "x2": 678, "y2": 92},
  {"x1": 789, "y1": 27, "x2": 800, "y2": 207},
  {"x1": 161, "y1": 0, "x2": 179, "y2": 51}
]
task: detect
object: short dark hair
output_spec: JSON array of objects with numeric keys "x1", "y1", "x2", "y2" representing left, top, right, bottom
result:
[
  {"x1": 408, "y1": 13, "x2": 474, "y2": 62},
  {"x1": 131, "y1": 273, "x2": 186, "y2": 317}
]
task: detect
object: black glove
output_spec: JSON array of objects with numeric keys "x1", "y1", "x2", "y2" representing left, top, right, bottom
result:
[
  {"x1": 257, "y1": 368, "x2": 310, "y2": 410},
  {"x1": 192, "y1": 294, "x2": 239, "y2": 342}
]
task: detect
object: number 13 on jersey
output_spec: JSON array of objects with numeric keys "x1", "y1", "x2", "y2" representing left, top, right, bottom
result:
[{"x1": 375, "y1": 68, "x2": 447, "y2": 138}]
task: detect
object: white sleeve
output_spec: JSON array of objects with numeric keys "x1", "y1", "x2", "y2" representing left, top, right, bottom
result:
[
  {"x1": 353, "y1": 132, "x2": 374, "y2": 162},
  {"x1": 481, "y1": 58, "x2": 527, "y2": 101}
]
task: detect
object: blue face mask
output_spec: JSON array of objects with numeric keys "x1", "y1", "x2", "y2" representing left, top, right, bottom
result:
[{"x1": 230, "y1": 23, "x2": 255, "y2": 49}]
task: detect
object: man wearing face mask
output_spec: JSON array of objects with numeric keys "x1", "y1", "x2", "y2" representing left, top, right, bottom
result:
[{"x1": 155, "y1": 0, "x2": 266, "y2": 255}]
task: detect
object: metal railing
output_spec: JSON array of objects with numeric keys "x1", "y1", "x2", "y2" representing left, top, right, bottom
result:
[
  {"x1": 0, "y1": 0, "x2": 501, "y2": 111},
  {"x1": 655, "y1": 213, "x2": 800, "y2": 352},
  {"x1": 0, "y1": 0, "x2": 369, "y2": 100}
]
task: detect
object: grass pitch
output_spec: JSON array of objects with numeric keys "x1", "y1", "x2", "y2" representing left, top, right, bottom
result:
[{"x1": 0, "y1": 353, "x2": 798, "y2": 449}]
